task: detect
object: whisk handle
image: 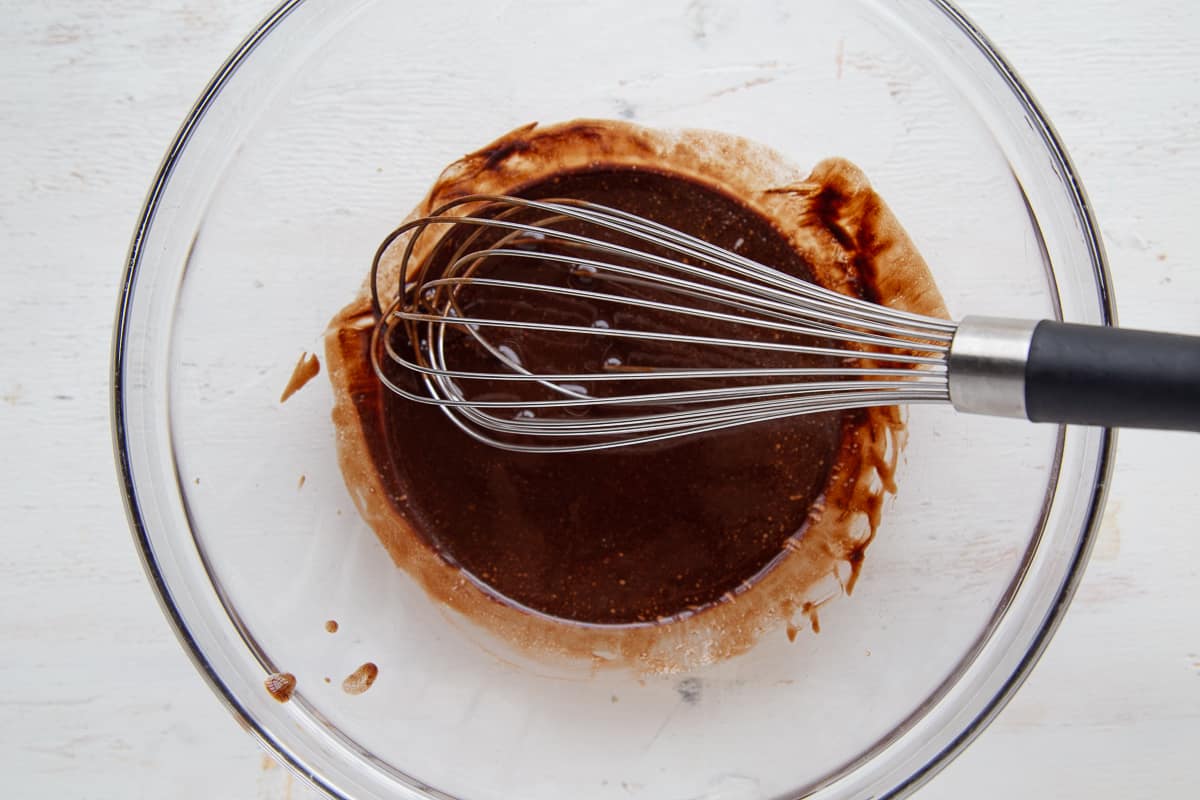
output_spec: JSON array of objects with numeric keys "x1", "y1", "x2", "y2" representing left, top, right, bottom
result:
[{"x1": 1024, "y1": 320, "x2": 1200, "y2": 432}]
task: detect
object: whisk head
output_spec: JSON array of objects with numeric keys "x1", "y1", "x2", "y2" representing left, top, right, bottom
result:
[{"x1": 369, "y1": 194, "x2": 957, "y2": 453}]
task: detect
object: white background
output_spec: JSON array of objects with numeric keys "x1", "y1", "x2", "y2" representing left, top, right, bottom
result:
[{"x1": 2, "y1": 1, "x2": 1198, "y2": 798}]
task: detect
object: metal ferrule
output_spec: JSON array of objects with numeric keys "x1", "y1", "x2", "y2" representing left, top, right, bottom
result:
[{"x1": 948, "y1": 316, "x2": 1039, "y2": 419}]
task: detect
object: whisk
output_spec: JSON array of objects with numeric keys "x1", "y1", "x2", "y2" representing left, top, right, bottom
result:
[{"x1": 370, "y1": 194, "x2": 1200, "y2": 453}]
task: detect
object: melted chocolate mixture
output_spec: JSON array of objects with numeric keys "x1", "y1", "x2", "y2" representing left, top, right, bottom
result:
[{"x1": 378, "y1": 170, "x2": 847, "y2": 625}]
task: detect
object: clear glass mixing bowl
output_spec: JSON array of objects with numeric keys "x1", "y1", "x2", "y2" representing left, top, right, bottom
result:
[{"x1": 113, "y1": 1, "x2": 1115, "y2": 798}]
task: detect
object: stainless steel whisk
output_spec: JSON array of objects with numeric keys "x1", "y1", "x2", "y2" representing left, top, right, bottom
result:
[{"x1": 370, "y1": 195, "x2": 1200, "y2": 452}]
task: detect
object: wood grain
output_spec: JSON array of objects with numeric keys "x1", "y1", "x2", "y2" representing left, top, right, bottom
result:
[{"x1": 0, "y1": 1, "x2": 1196, "y2": 798}]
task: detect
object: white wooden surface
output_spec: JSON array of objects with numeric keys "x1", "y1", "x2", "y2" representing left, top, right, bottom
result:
[{"x1": 2, "y1": 1, "x2": 1198, "y2": 797}]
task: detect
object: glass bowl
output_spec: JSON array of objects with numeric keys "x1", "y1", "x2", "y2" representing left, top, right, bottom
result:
[{"x1": 112, "y1": 1, "x2": 1114, "y2": 798}]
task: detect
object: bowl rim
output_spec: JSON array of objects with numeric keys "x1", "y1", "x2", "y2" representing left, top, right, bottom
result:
[{"x1": 110, "y1": 1, "x2": 1117, "y2": 798}]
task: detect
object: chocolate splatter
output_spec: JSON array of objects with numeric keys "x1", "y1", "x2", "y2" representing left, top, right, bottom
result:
[
  {"x1": 280, "y1": 352, "x2": 320, "y2": 403},
  {"x1": 802, "y1": 601, "x2": 822, "y2": 634},
  {"x1": 342, "y1": 662, "x2": 378, "y2": 695},
  {"x1": 264, "y1": 672, "x2": 296, "y2": 702},
  {"x1": 325, "y1": 119, "x2": 947, "y2": 673}
]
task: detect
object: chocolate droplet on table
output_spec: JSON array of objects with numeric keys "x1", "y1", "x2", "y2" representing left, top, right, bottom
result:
[
  {"x1": 264, "y1": 672, "x2": 296, "y2": 702},
  {"x1": 342, "y1": 662, "x2": 378, "y2": 695},
  {"x1": 324, "y1": 620, "x2": 338, "y2": 633},
  {"x1": 280, "y1": 352, "x2": 320, "y2": 403}
]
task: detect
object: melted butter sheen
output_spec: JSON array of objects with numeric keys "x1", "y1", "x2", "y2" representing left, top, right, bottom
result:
[{"x1": 378, "y1": 170, "x2": 846, "y2": 625}]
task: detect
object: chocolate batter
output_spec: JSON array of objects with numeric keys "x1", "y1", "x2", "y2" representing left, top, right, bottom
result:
[
  {"x1": 378, "y1": 169, "x2": 845, "y2": 624},
  {"x1": 325, "y1": 119, "x2": 948, "y2": 671}
]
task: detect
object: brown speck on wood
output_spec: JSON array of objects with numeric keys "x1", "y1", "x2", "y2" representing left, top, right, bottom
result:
[
  {"x1": 264, "y1": 672, "x2": 296, "y2": 702},
  {"x1": 342, "y1": 662, "x2": 378, "y2": 695},
  {"x1": 280, "y1": 352, "x2": 320, "y2": 403}
]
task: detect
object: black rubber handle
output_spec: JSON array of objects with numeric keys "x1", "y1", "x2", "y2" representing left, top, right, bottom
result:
[{"x1": 1025, "y1": 320, "x2": 1200, "y2": 431}]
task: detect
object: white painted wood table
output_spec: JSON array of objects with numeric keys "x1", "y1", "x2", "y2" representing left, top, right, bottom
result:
[{"x1": 2, "y1": 1, "x2": 1197, "y2": 797}]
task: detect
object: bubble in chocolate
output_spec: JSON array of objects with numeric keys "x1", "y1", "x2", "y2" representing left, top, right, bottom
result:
[
  {"x1": 569, "y1": 263, "x2": 598, "y2": 287},
  {"x1": 560, "y1": 382, "x2": 591, "y2": 418},
  {"x1": 496, "y1": 343, "x2": 523, "y2": 368},
  {"x1": 513, "y1": 230, "x2": 547, "y2": 250}
]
